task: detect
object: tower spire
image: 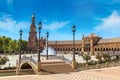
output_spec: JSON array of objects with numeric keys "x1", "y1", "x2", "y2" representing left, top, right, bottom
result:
[
  {"x1": 82, "y1": 34, "x2": 84, "y2": 39},
  {"x1": 31, "y1": 12, "x2": 35, "y2": 25}
]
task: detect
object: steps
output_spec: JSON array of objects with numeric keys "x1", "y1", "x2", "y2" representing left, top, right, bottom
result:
[{"x1": 41, "y1": 60, "x2": 76, "y2": 74}]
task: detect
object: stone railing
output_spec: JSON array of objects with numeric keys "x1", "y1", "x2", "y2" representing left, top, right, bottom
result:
[
  {"x1": 21, "y1": 56, "x2": 37, "y2": 65},
  {"x1": 54, "y1": 55, "x2": 72, "y2": 65},
  {"x1": 79, "y1": 60, "x2": 120, "y2": 70},
  {"x1": 63, "y1": 57, "x2": 72, "y2": 65}
]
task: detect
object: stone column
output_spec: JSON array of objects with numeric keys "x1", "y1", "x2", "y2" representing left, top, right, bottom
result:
[
  {"x1": 37, "y1": 62, "x2": 41, "y2": 74},
  {"x1": 16, "y1": 60, "x2": 19, "y2": 75}
]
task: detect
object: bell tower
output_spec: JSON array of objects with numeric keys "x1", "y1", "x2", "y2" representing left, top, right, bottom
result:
[{"x1": 28, "y1": 13, "x2": 38, "y2": 51}]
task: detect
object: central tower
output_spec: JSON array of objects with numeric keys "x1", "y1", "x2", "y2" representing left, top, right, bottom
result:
[{"x1": 28, "y1": 13, "x2": 38, "y2": 51}]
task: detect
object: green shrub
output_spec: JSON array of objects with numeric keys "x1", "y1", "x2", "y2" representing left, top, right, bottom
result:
[
  {"x1": 82, "y1": 53, "x2": 91, "y2": 64},
  {"x1": 0, "y1": 56, "x2": 9, "y2": 65},
  {"x1": 88, "y1": 60, "x2": 97, "y2": 65}
]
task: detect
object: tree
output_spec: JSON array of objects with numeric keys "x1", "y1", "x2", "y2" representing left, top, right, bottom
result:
[
  {"x1": 13, "y1": 40, "x2": 19, "y2": 54},
  {"x1": 0, "y1": 36, "x2": 3, "y2": 52},
  {"x1": 102, "y1": 52, "x2": 110, "y2": 61},
  {"x1": 96, "y1": 53, "x2": 102, "y2": 63},
  {"x1": 2, "y1": 36, "x2": 11, "y2": 54},
  {"x1": 82, "y1": 53, "x2": 91, "y2": 64},
  {"x1": 18, "y1": 39, "x2": 27, "y2": 54},
  {"x1": 0, "y1": 35, "x2": 28, "y2": 55},
  {"x1": 21, "y1": 40, "x2": 27, "y2": 51}
]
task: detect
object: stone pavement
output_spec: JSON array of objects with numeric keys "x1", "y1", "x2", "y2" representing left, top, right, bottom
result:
[{"x1": 0, "y1": 66, "x2": 119, "y2": 80}]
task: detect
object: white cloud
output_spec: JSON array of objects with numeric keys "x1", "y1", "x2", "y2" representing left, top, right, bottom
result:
[
  {"x1": 7, "y1": 0, "x2": 13, "y2": 4},
  {"x1": 6, "y1": 0, "x2": 14, "y2": 13},
  {"x1": 43, "y1": 21, "x2": 69, "y2": 31},
  {"x1": 0, "y1": 14, "x2": 29, "y2": 31},
  {"x1": 94, "y1": 10, "x2": 120, "y2": 38},
  {"x1": 0, "y1": 14, "x2": 30, "y2": 40},
  {"x1": 111, "y1": 0, "x2": 120, "y2": 3}
]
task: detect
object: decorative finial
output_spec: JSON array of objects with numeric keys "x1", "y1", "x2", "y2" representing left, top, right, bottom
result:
[
  {"x1": 31, "y1": 12, "x2": 35, "y2": 25},
  {"x1": 32, "y1": 12, "x2": 35, "y2": 18},
  {"x1": 82, "y1": 34, "x2": 84, "y2": 38}
]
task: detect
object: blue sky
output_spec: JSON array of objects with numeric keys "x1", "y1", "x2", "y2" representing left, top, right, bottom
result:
[{"x1": 1, "y1": 0, "x2": 120, "y2": 40}]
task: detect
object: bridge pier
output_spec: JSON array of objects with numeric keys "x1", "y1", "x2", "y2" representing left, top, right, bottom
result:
[
  {"x1": 37, "y1": 61, "x2": 41, "y2": 74},
  {"x1": 72, "y1": 59, "x2": 76, "y2": 69},
  {"x1": 16, "y1": 60, "x2": 20, "y2": 75}
]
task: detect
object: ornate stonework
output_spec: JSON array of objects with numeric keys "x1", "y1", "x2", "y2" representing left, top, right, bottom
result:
[
  {"x1": 48, "y1": 33, "x2": 120, "y2": 54},
  {"x1": 27, "y1": 14, "x2": 45, "y2": 51}
]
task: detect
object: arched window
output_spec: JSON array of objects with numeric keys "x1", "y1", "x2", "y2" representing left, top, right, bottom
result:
[
  {"x1": 103, "y1": 48, "x2": 105, "y2": 51},
  {"x1": 95, "y1": 48, "x2": 97, "y2": 51},
  {"x1": 106, "y1": 48, "x2": 108, "y2": 51},
  {"x1": 109, "y1": 48, "x2": 111, "y2": 51},
  {"x1": 98, "y1": 48, "x2": 99, "y2": 51},
  {"x1": 115, "y1": 48, "x2": 116, "y2": 51},
  {"x1": 66, "y1": 48, "x2": 68, "y2": 51},
  {"x1": 118, "y1": 48, "x2": 119, "y2": 51},
  {"x1": 112, "y1": 48, "x2": 114, "y2": 51}
]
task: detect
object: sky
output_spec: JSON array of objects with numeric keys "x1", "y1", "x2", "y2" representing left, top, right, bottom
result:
[{"x1": 1, "y1": 0, "x2": 120, "y2": 41}]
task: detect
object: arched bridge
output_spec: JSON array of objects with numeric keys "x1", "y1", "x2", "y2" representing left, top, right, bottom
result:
[
  {"x1": 16, "y1": 55, "x2": 76, "y2": 74},
  {"x1": 19, "y1": 56, "x2": 38, "y2": 73}
]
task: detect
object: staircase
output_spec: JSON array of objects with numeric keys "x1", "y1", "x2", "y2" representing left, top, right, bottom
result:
[{"x1": 41, "y1": 60, "x2": 76, "y2": 74}]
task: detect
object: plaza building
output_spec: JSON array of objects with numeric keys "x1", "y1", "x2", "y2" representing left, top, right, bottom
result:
[
  {"x1": 28, "y1": 14, "x2": 120, "y2": 55},
  {"x1": 48, "y1": 33, "x2": 120, "y2": 55}
]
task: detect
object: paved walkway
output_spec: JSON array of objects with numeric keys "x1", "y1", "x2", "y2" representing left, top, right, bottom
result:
[{"x1": 0, "y1": 66, "x2": 119, "y2": 80}]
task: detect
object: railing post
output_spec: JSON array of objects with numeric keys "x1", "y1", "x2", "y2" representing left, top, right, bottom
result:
[{"x1": 16, "y1": 60, "x2": 19, "y2": 75}]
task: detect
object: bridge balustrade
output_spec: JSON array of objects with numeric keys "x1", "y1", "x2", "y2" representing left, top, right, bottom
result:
[{"x1": 21, "y1": 56, "x2": 37, "y2": 65}]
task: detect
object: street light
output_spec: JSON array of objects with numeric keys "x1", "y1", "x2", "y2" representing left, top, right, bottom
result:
[
  {"x1": 38, "y1": 21, "x2": 42, "y2": 62},
  {"x1": 16, "y1": 29, "x2": 22, "y2": 75},
  {"x1": 37, "y1": 21, "x2": 42, "y2": 73},
  {"x1": 19, "y1": 29, "x2": 22, "y2": 64},
  {"x1": 46, "y1": 31, "x2": 49, "y2": 60},
  {"x1": 72, "y1": 25, "x2": 76, "y2": 69}
]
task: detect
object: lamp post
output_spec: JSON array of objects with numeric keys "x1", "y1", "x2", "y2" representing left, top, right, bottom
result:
[
  {"x1": 37, "y1": 21, "x2": 42, "y2": 72},
  {"x1": 16, "y1": 29, "x2": 22, "y2": 75},
  {"x1": 19, "y1": 29, "x2": 22, "y2": 64},
  {"x1": 46, "y1": 31, "x2": 49, "y2": 60},
  {"x1": 72, "y1": 25, "x2": 76, "y2": 69},
  {"x1": 38, "y1": 21, "x2": 42, "y2": 62}
]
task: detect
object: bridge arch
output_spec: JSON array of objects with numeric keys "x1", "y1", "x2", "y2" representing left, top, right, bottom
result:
[{"x1": 20, "y1": 60, "x2": 37, "y2": 73}]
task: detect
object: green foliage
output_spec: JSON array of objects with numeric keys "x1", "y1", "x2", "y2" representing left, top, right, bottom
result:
[
  {"x1": 0, "y1": 56, "x2": 9, "y2": 65},
  {"x1": 102, "y1": 52, "x2": 110, "y2": 61},
  {"x1": 82, "y1": 53, "x2": 91, "y2": 64},
  {"x1": 21, "y1": 40, "x2": 27, "y2": 51},
  {"x1": 88, "y1": 60, "x2": 97, "y2": 65},
  {"x1": 96, "y1": 53, "x2": 102, "y2": 63},
  {"x1": 0, "y1": 36, "x2": 27, "y2": 55}
]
